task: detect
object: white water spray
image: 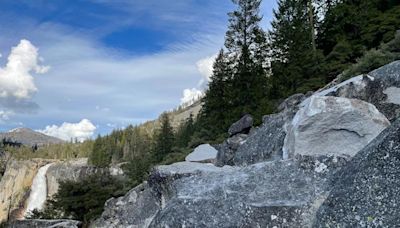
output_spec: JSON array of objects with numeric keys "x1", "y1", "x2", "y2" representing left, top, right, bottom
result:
[{"x1": 24, "y1": 163, "x2": 53, "y2": 217}]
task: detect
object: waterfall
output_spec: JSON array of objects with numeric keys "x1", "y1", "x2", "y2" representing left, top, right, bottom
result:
[{"x1": 24, "y1": 163, "x2": 53, "y2": 217}]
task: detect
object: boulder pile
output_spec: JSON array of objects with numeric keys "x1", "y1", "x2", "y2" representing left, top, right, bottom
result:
[{"x1": 92, "y1": 61, "x2": 400, "y2": 227}]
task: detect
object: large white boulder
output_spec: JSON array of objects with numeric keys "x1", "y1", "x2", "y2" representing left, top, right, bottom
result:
[
  {"x1": 283, "y1": 96, "x2": 390, "y2": 158},
  {"x1": 185, "y1": 144, "x2": 218, "y2": 163}
]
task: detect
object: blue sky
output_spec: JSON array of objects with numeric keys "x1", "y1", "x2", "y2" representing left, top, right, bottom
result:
[{"x1": 0, "y1": 0, "x2": 277, "y2": 140}]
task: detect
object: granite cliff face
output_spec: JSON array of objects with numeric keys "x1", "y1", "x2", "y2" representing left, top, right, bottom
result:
[
  {"x1": 0, "y1": 159, "x2": 51, "y2": 222},
  {"x1": 46, "y1": 158, "x2": 105, "y2": 199},
  {"x1": 0, "y1": 158, "x2": 109, "y2": 224},
  {"x1": 93, "y1": 62, "x2": 400, "y2": 227}
]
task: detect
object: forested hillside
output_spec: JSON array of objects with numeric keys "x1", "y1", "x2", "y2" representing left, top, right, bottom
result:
[{"x1": 4, "y1": 0, "x2": 399, "y2": 226}]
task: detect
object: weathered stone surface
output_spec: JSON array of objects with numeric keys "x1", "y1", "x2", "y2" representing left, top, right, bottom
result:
[
  {"x1": 9, "y1": 219, "x2": 81, "y2": 228},
  {"x1": 91, "y1": 182, "x2": 161, "y2": 228},
  {"x1": 228, "y1": 114, "x2": 253, "y2": 136},
  {"x1": 228, "y1": 93, "x2": 306, "y2": 166},
  {"x1": 185, "y1": 144, "x2": 218, "y2": 163},
  {"x1": 277, "y1": 93, "x2": 306, "y2": 113},
  {"x1": 315, "y1": 118, "x2": 400, "y2": 227},
  {"x1": 315, "y1": 61, "x2": 400, "y2": 121},
  {"x1": 95, "y1": 157, "x2": 349, "y2": 228},
  {"x1": 233, "y1": 113, "x2": 286, "y2": 166},
  {"x1": 150, "y1": 158, "x2": 344, "y2": 228},
  {"x1": 215, "y1": 134, "x2": 248, "y2": 166},
  {"x1": 46, "y1": 158, "x2": 105, "y2": 199},
  {"x1": 284, "y1": 96, "x2": 390, "y2": 158}
]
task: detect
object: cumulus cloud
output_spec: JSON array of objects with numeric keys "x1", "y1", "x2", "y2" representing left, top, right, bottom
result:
[
  {"x1": 0, "y1": 40, "x2": 48, "y2": 121},
  {"x1": 180, "y1": 88, "x2": 204, "y2": 106},
  {"x1": 0, "y1": 39, "x2": 49, "y2": 99},
  {"x1": 196, "y1": 54, "x2": 217, "y2": 87},
  {"x1": 38, "y1": 119, "x2": 96, "y2": 142}
]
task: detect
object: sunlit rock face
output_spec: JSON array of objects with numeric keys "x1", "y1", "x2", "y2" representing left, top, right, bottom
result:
[
  {"x1": 315, "y1": 118, "x2": 400, "y2": 227},
  {"x1": 185, "y1": 144, "x2": 218, "y2": 163},
  {"x1": 316, "y1": 61, "x2": 400, "y2": 122},
  {"x1": 283, "y1": 96, "x2": 390, "y2": 159}
]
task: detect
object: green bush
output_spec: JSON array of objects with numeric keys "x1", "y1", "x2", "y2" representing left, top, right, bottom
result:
[
  {"x1": 340, "y1": 33, "x2": 400, "y2": 81},
  {"x1": 341, "y1": 49, "x2": 396, "y2": 81},
  {"x1": 32, "y1": 173, "x2": 125, "y2": 225}
]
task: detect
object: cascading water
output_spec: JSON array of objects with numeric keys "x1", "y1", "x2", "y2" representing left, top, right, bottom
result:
[{"x1": 24, "y1": 163, "x2": 53, "y2": 217}]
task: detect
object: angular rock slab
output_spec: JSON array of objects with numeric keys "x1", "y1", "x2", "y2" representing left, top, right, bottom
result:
[
  {"x1": 315, "y1": 118, "x2": 400, "y2": 227},
  {"x1": 284, "y1": 96, "x2": 390, "y2": 158},
  {"x1": 218, "y1": 94, "x2": 306, "y2": 167},
  {"x1": 90, "y1": 182, "x2": 161, "y2": 228},
  {"x1": 185, "y1": 144, "x2": 218, "y2": 163},
  {"x1": 148, "y1": 159, "x2": 340, "y2": 228},
  {"x1": 233, "y1": 113, "x2": 286, "y2": 166},
  {"x1": 215, "y1": 134, "x2": 248, "y2": 166},
  {"x1": 228, "y1": 114, "x2": 253, "y2": 136},
  {"x1": 316, "y1": 61, "x2": 400, "y2": 121}
]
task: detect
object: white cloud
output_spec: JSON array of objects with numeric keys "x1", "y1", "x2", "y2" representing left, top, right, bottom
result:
[
  {"x1": 180, "y1": 88, "x2": 203, "y2": 106},
  {"x1": 196, "y1": 54, "x2": 217, "y2": 87},
  {"x1": 0, "y1": 110, "x2": 13, "y2": 121},
  {"x1": 38, "y1": 119, "x2": 96, "y2": 142},
  {"x1": 0, "y1": 39, "x2": 49, "y2": 99}
]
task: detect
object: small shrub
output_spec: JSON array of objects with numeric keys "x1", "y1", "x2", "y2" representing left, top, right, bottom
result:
[
  {"x1": 341, "y1": 49, "x2": 396, "y2": 81},
  {"x1": 340, "y1": 33, "x2": 400, "y2": 81}
]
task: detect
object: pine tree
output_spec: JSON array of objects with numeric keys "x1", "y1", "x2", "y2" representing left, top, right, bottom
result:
[
  {"x1": 89, "y1": 135, "x2": 110, "y2": 167},
  {"x1": 154, "y1": 113, "x2": 175, "y2": 161},
  {"x1": 318, "y1": 0, "x2": 400, "y2": 81},
  {"x1": 200, "y1": 49, "x2": 232, "y2": 137},
  {"x1": 269, "y1": 0, "x2": 324, "y2": 97},
  {"x1": 176, "y1": 113, "x2": 195, "y2": 148},
  {"x1": 225, "y1": 0, "x2": 270, "y2": 122}
]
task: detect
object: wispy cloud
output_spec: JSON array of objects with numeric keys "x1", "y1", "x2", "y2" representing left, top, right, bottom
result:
[{"x1": 0, "y1": 0, "x2": 278, "y2": 134}]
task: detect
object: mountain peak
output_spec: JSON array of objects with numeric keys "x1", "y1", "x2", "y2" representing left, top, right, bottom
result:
[{"x1": 1, "y1": 128, "x2": 64, "y2": 146}]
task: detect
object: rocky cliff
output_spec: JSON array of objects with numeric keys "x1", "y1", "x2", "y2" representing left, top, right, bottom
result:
[
  {"x1": 0, "y1": 159, "x2": 52, "y2": 222},
  {"x1": 92, "y1": 61, "x2": 400, "y2": 227},
  {"x1": 0, "y1": 158, "x2": 110, "y2": 224},
  {"x1": 46, "y1": 158, "x2": 105, "y2": 199}
]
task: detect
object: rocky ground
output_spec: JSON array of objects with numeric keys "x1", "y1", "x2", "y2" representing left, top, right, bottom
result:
[{"x1": 91, "y1": 61, "x2": 400, "y2": 228}]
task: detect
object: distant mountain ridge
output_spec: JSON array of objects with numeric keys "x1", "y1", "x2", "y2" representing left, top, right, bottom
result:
[
  {"x1": 0, "y1": 128, "x2": 64, "y2": 146},
  {"x1": 139, "y1": 100, "x2": 202, "y2": 136}
]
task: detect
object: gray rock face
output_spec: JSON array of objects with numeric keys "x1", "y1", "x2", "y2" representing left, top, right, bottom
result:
[
  {"x1": 9, "y1": 219, "x2": 81, "y2": 228},
  {"x1": 91, "y1": 182, "x2": 161, "y2": 228},
  {"x1": 316, "y1": 61, "x2": 400, "y2": 121},
  {"x1": 46, "y1": 159, "x2": 105, "y2": 198},
  {"x1": 217, "y1": 94, "x2": 306, "y2": 167},
  {"x1": 284, "y1": 96, "x2": 390, "y2": 158},
  {"x1": 94, "y1": 157, "x2": 346, "y2": 228},
  {"x1": 215, "y1": 134, "x2": 248, "y2": 166},
  {"x1": 185, "y1": 144, "x2": 218, "y2": 163},
  {"x1": 228, "y1": 114, "x2": 253, "y2": 136},
  {"x1": 233, "y1": 113, "x2": 286, "y2": 166},
  {"x1": 315, "y1": 118, "x2": 400, "y2": 228},
  {"x1": 277, "y1": 93, "x2": 306, "y2": 113}
]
